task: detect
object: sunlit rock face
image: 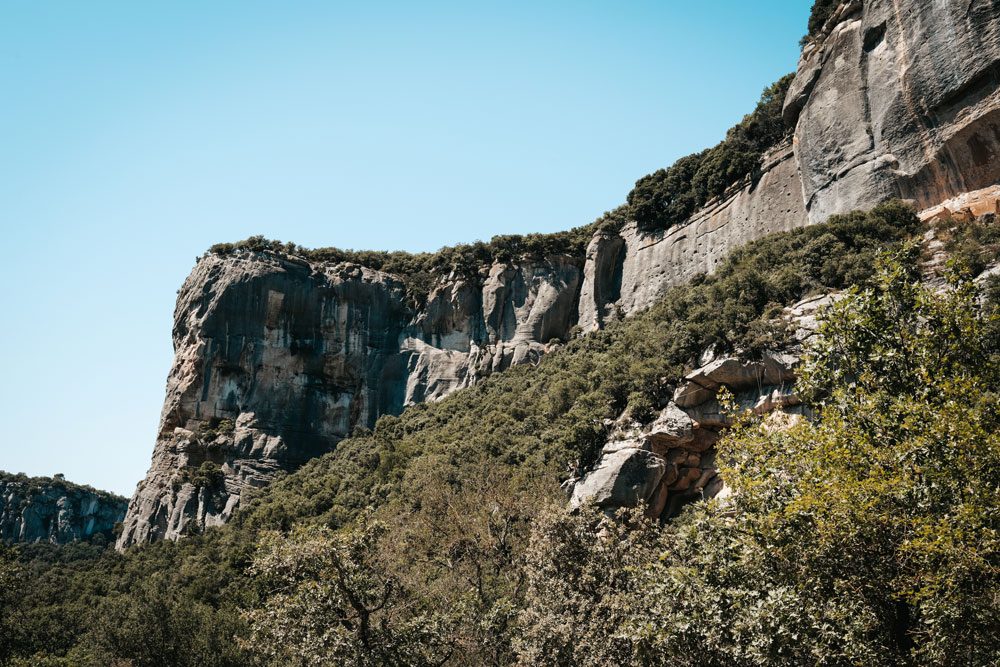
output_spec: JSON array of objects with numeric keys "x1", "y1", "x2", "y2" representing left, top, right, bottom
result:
[
  {"x1": 120, "y1": 0, "x2": 1000, "y2": 548},
  {"x1": 785, "y1": 0, "x2": 1000, "y2": 223}
]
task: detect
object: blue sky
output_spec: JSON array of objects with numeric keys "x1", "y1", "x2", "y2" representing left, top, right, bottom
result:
[{"x1": 0, "y1": 1, "x2": 810, "y2": 497}]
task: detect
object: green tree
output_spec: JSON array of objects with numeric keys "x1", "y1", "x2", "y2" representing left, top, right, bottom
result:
[
  {"x1": 242, "y1": 512, "x2": 453, "y2": 666},
  {"x1": 637, "y1": 246, "x2": 1000, "y2": 664},
  {"x1": 516, "y1": 506, "x2": 661, "y2": 666},
  {"x1": 0, "y1": 544, "x2": 25, "y2": 662},
  {"x1": 85, "y1": 572, "x2": 248, "y2": 667}
]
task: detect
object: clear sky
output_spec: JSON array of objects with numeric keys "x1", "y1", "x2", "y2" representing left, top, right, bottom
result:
[{"x1": 0, "y1": 0, "x2": 811, "y2": 497}]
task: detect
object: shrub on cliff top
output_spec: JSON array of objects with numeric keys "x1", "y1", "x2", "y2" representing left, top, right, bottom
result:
[
  {"x1": 805, "y1": 0, "x2": 840, "y2": 41},
  {"x1": 205, "y1": 212, "x2": 619, "y2": 305},
  {"x1": 626, "y1": 74, "x2": 794, "y2": 232}
]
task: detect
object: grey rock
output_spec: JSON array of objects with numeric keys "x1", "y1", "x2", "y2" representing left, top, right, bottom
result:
[
  {"x1": 611, "y1": 143, "x2": 809, "y2": 318},
  {"x1": 0, "y1": 472, "x2": 126, "y2": 544},
  {"x1": 787, "y1": 0, "x2": 1000, "y2": 222},
  {"x1": 682, "y1": 383, "x2": 801, "y2": 429},
  {"x1": 674, "y1": 352, "x2": 798, "y2": 409},
  {"x1": 644, "y1": 404, "x2": 697, "y2": 451},
  {"x1": 577, "y1": 231, "x2": 625, "y2": 332},
  {"x1": 119, "y1": 252, "x2": 585, "y2": 548},
  {"x1": 569, "y1": 446, "x2": 666, "y2": 510},
  {"x1": 570, "y1": 344, "x2": 803, "y2": 518}
]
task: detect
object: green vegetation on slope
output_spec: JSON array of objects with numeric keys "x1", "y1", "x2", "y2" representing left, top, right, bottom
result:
[
  {"x1": 517, "y1": 245, "x2": 1000, "y2": 664},
  {"x1": 1, "y1": 202, "x2": 928, "y2": 666}
]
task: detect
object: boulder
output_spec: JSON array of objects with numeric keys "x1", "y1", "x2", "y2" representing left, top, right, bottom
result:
[{"x1": 570, "y1": 446, "x2": 666, "y2": 510}]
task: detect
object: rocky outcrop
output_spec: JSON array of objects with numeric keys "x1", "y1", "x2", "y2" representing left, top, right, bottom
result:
[
  {"x1": 569, "y1": 350, "x2": 803, "y2": 519},
  {"x1": 568, "y1": 305, "x2": 825, "y2": 519},
  {"x1": 785, "y1": 0, "x2": 1000, "y2": 223},
  {"x1": 118, "y1": 252, "x2": 584, "y2": 547},
  {"x1": 121, "y1": 0, "x2": 1000, "y2": 548},
  {"x1": 401, "y1": 256, "x2": 583, "y2": 404},
  {"x1": 0, "y1": 472, "x2": 126, "y2": 544}
]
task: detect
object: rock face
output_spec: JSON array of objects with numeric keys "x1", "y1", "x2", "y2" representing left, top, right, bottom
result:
[
  {"x1": 118, "y1": 252, "x2": 585, "y2": 547},
  {"x1": 610, "y1": 143, "x2": 810, "y2": 318},
  {"x1": 569, "y1": 352, "x2": 803, "y2": 519},
  {"x1": 785, "y1": 0, "x2": 1000, "y2": 223},
  {"x1": 568, "y1": 307, "x2": 822, "y2": 519},
  {"x1": 0, "y1": 472, "x2": 127, "y2": 544},
  {"x1": 120, "y1": 0, "x2": 1000, "y2": 548}
]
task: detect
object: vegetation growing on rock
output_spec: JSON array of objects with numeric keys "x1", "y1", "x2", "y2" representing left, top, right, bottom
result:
[
  {"x1": 205, "y1": 211, "x2": 620, "y2": 305},
  {"x1": 626, "y1": 74, "x2": 794, "y2": 232},
  {"x1": 2, "y1": 201, "x2": 945, "y2": 665},
  {"x1": 805, "y1": 0, "x2": 840, "y2": 42}
]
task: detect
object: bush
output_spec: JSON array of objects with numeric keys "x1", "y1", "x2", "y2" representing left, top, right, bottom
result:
[
  {"x1": 626, "y1": 74, "x2": 794, "y2": 232},
  {"x1": 189, "y1": 462, "x2": 224, "y2": 490},
  {"x1": 242, "y1": 514, "x2": 453, "y2": 666},
  {"x1": 805, "y1": 0, "x2": 839, "y2": 41}
]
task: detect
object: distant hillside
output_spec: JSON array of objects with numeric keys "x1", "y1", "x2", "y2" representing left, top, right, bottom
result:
[{"x1": 0, "y1": 471, "x2": 126, "y2": 544}]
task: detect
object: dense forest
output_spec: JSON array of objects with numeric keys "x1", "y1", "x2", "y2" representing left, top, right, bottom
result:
[{"x1": 5, "y1": 199, "x2": 1000, "y2": 665}]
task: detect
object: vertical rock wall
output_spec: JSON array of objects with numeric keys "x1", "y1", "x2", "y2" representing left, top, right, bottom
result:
[
  {"x1": 785, "y1": 0, "x2": 1000, "y2": 222},
  {"x1": 119, "y1": 0, "x2": 1000, "y2": 548}
]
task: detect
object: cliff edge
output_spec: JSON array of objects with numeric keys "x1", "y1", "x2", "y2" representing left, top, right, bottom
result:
[{"x1": 118, "y1": 0, "x2": 1000, "y2": 548}]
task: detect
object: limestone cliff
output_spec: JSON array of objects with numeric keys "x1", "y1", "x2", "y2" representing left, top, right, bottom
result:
[
  {"x1": 0, "y1": 471, "x2": 127, "y2": 544},
  {"x1": 117, "y1": 252, "x2": 584, "y2": 546},
  {"x1": 784, "y1": 0, "x2": 1000, "y2": 222},
  {"x1": 119, "y1": 0, "x2": 1000, "y2": 548}
]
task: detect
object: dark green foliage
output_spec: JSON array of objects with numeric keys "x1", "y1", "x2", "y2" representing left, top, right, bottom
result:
[
  {"x1": 10, "y1": 530, "x2": 259, "y2": 665},
  {"x1": 936, "y1": 214, "x2": 1000, "y2": 277},
  {"x1": 8, "y1": 202, "x2": 922, "y2": 664},
  {"x1": 0, "y1": 544, "x2": 24, "y2": 662},
  {"x1": 0, "y1": 470, "x2": 127, "y2": 509},
  {"x1": 626, "y1": 75, "x2": 795, "y2": 232},
  {"x1": 85, "y1": 573, "x2": 249, "y2": 667},
  {"x1": 244, "y1": 516, "x2": 454, "y2": 666},
  {"x1": 805, "y1": 0, "x2": 840, "y2": 41},
  {"x1": 205, "y1": 210, "x2": 624, "y2": 305},
  {"x1": 189, "y1": 462, "x2": 225, "y2": 490}
]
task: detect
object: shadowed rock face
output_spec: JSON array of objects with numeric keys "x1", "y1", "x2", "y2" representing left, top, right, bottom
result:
[
  {"x1": 785, "y1": 0, "x2": 1000, "y2": 222},
  {"x1": 0, "y1": 473, "x2": 126, "y2": 544},
  {"x1": 117, "y1": 252, "x2": 586, "y2": 548},
  {"x1": 120, "y1": 0, "x2": 1000, "y2": 548}
]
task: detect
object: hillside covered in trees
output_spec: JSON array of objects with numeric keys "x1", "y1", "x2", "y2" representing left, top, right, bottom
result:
[
  {"x1": 8, "y1": 0, "x2": 1000, "y2": 662},
  {"x1": 5, "y1": 199, "x2": 1000, "y2": 664}
]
